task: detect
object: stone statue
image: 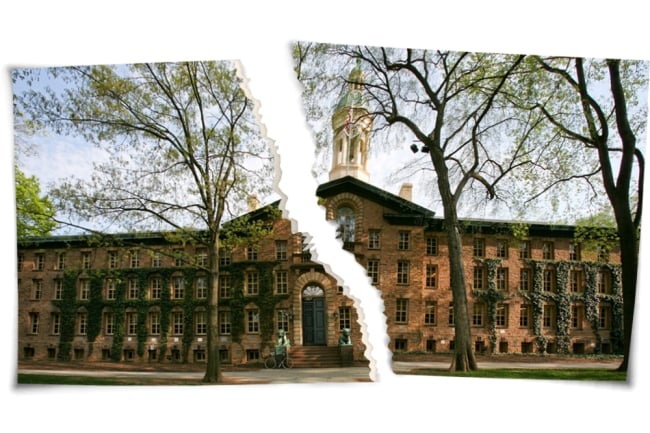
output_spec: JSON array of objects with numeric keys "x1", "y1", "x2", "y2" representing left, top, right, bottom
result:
[
  {"x1": 275, "y1": 329, "x2": 290, "y2": 356},
  {"x1": 338, "y1": 328, "x2": 352, "y2": 346}
]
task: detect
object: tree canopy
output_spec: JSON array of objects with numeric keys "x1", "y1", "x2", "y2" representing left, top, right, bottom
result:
[
  {"x1": 14, "y1": 167, "x2": 56, "y2": 238},
  {"x1": 13, "y1": 60, "x2": 275, "y2": 382}
]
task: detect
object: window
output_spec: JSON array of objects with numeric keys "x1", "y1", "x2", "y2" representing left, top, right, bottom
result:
[
  {"x1": 543, "y1": 268, "x2": 555, "y2": 292},
  {"x1": 599, "y1": 305, "x2": 611, "y2": 329},
  {"x1": 196, "y1": 276, "x2": 208, "y2": 299},
  {"x1": 571, "y1": 304, "x2": 584, "y2": 329},
  {"x1": 130, "y1": 250, "x2": 140, "y2": 268},
  {"x1": 195, "y1": 311, "x2": 207, "y2": 335},
  {"x1": 447, "y1": 302, "x2": 455, "y2": 326},
  {"x1": 597, "y1": 245, "x2": 609, "y2": 262},
  {"x1": 275, "y1": 241, "x2": 288, "y2": 260},
  {"x1": 519, "y1": 241, "x2": 530, "y2": 259},
  {"x1": 275, "y1": 271, "x2": 288, "y2": 294},
  {"x1": 219, "y1": 274, "x2": 231, "y2": 298},
  {"x1": 472, "y1": 303, "x2": 484, "y2": 327},
  {"x1": 220, "y1": 310, "x2": 232, "y2": 334},
  {"x1": 77, "y1": 312, "x2": 88, "y2": 335},
  {"x1": 426, "y1": 236, "x2": 438, "y2": 256},
  {"x1": 54, "y1": 280, "x2": 63, "y2": 300},
  {"x1": 18, "y1": 254, "x2": 24, "y2": 272},
  {"x1": 57, "y1": 252, "x2": 66, "y2": 270},
  {"x1": 495, "y1": 304, "x2": 508, "y2": 328},
  {"x1": 277, "y1": 310, "x2": 290, "y2": 332},
  {"x1": 105, "y1": 279, "x2": 116, "y2": 300},
  {"x1": 104, "y1": 312, "x2": 115, "y2": 335},
  {"x1": 542, "y1": 242, "x2": 554, "y2": 260},
  {"x1": 368, "y1": 230, "x2": 380, "y2": 249},
  {"x1": 367, "y1": 260, "x2": 379, "y2": 285},
  {"x1": 152, "y1": 251, "x2": 162, "y2": 268},
  {"x1": 394, "y1": 339, "x2": 408, "y2": 352},
  {"x1": 81, "y1": 252, "x2": 91, "y2": 269},
  {"x1": 172, "y1": 276, "x2": 185, "y2": 299},
  {"x1": 569, "y1": 243, "x2": 581, "y2": 261},
  {"x1": 246, "y1": 271, "x2": 259, "y2": 295},
  {"x1": 473, "y1": 266, "x2": 486, "y2": 290},
  {"x1": 32, "y1": 279, "x2": 43, "y2": 300},
  {"x1": 598, "y1": 269, "x2": 612, "y2": 294},
  {"x1": 191, "y1": 276, "x2": 208, "y2": 299},
  {"x1": 497, "y1": 268, "x2": 508, "y2": 291},
  {"x1": 398, "y1": 231, "x2": 410, "y2": 250},
  {"x1": 338, "y1": 306, "x2": 351, "y2": 330},
  {"x1": 126, "y1": 312, "x2": 138, "y2": 335},
  {"x1": 108, "y1": 251, "x2": 118, "y2": 269},
  {"x1": 473, "y1": 238, "x2": 485, "y2": 257},
  {"x1": 247, "y1": 309, "x2": 260, "y2": 333},
  {"x1": 79, "y1": 279, "x2": 90, "y2": 300},
  {"x1": 173, "y1": 249, "x2": 184, "y2": 267},
  {"x1": 195, "y1": 248, "x2": 208, "y2": 267},
  {"x1": 395, "y1": 298, "x2": 409, "y2": 323},
  {"x1": 519, "y1": 305, "x2": 531, "y2": 328},
  {"x1": 29, "y1": 312, "x2": 40, "y2": 334},
  {"x1": 149, "y1": 277, "x2": 161, "y2": 300},
  {"x1": 246, "y1": 349, "x2": 260, "y2": 362},
  {"x1": 128, "y1": 278, "x2": 139, "y2": 300},
  {"x1": 336, "y1": 206, "x2": 356, "y2": 243},
  {"x1": 35, "y1": 253, "x2": 44, "y2": 271},
  {"x1": 51, "y1": 312, "x2": 60, "y2": 335},
  {"x1": 519, "y1": 268, "x2": 531, "y2": 291},
  {"x1": 424, "y1": 301, "x2": 437, "y2": 325},
  {"x1": 172, "y1": 311, "x2": 184, "y2": 335},
  {"x1": 543, "y1": 304, "x2": 555, "y2": 328},
  {"x1": 570, "y1": 269, "x2": 584, "y2": 293},
  {"x1": 397, "y1": 261, "x2": 409, "y2": 285},
  {"x1": 246, "y1": 245, "x2": 258, "y2": 261},
  {"x1": 496, "y1": 239, "x2": 508, "y2": 258},
  {"x1": 219, "y1": 249, "x2": 232, "y2": 266},
  {"x1": 425, "y1": 264, "x2": 437, "y2": 289},
  {"x1": 149, "y1": 311, "x2": 161, "y2": 334}
]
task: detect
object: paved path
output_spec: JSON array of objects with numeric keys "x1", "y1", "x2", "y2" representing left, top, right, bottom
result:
[{"x1": 18, "y1": 359, "x2": 620, "y2": 384}]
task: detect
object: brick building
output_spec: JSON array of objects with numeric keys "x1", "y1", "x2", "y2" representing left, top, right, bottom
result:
[{"x1": 16, "y1": 64, "x2": 623, "y2": 367}]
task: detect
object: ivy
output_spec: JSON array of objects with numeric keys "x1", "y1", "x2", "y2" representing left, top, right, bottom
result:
[
  {"x1": 51, "y1": 266, "x2": 208, "y2": 363},
  {"x1": 520, "y1": 259, "x2": 623, "y2": 355}
]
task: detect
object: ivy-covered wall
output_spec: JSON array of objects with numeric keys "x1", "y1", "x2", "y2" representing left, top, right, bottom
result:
[{"x1": 472, "y1": 258, "x2": 623, "y2": 355}]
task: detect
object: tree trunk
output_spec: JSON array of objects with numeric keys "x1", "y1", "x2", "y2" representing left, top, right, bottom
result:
[
  {"x1": 612, "y1": 200, "x2": 638, "y2": 373},
  {"x1": 203, "y1": 239, "x2": 222, "y2": 383},
  {"x1": 430, "y1": 150, "x2": 478, "y2": 372}
]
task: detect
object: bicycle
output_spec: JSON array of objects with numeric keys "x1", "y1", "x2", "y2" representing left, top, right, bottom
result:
[{"x1": 264, "y1": 351, "x2": 294, "y2": 369}]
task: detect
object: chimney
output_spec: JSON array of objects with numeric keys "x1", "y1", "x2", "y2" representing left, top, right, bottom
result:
[
  {"x1": 398, "y1": 183, "x2": 413, "y2": 201},
  {"x1": 247, "y1": 195, "x2": 259, "y2": 212}
]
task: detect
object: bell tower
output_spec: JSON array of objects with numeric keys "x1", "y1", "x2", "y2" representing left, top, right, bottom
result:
[{"x1": 329, "y1": 60, "x2": 373, "y2": 182}]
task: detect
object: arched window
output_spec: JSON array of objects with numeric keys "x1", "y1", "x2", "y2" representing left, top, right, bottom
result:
[{"x1": 336, "y1": 206, "x2": 356, "y2": 244}]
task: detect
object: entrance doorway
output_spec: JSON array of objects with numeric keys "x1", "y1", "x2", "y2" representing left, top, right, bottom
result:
[{"x1": 302, "y1": 285, "x2": 326, "y2": 345}]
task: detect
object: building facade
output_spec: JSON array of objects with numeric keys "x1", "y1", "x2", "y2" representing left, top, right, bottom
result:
[{"x1": 16, "y1": 64, "x2": 623, "y2": 366}]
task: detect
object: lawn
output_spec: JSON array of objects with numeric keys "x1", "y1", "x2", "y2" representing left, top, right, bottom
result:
[
  {"x1": 17, "y1": 374, "x2": 207, "y2": 386},
  {"x1": 398, "y1": 368, "x2": 627, "y2": 381}
]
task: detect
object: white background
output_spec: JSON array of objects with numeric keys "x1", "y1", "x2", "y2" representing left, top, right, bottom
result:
[{"x1": 2, "y1": 2, "x2": 648, "y2": 432}]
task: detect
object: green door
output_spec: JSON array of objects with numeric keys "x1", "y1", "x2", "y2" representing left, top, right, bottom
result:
[{"x1": 302, "y1": 297, "x2": 326, "y2": 345}]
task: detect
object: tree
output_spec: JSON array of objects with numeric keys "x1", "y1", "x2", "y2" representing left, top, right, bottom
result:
[
  {"x1": 14, "y1": 167, "x2": 57, "y2": 238},
  {"x1": 13, "y1": 61, "x2": 274, "y2": 382},
  {"x1": 295, "y1": 44, "x2": 535, "y2": 371},
  {"x1": 510, "y1": 57, "x2": 647, "y2": 372}
]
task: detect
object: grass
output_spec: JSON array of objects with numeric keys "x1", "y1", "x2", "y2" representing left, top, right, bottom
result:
[
  {"x1": 17, "y1": 374, "x2": 207, "y2": 386},
  {"x1": 400, "y1": 368, "x2": 627, "y2": 381}
]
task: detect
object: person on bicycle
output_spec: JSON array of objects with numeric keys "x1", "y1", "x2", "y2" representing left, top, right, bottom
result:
[{"x1": 275, "y1": 329, "x2": 290, "y2": 365}]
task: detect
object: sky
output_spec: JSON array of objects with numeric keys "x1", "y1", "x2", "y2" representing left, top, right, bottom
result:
[{"x1": 3, "y1": 2, "x2": 650, "y2": 433}]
